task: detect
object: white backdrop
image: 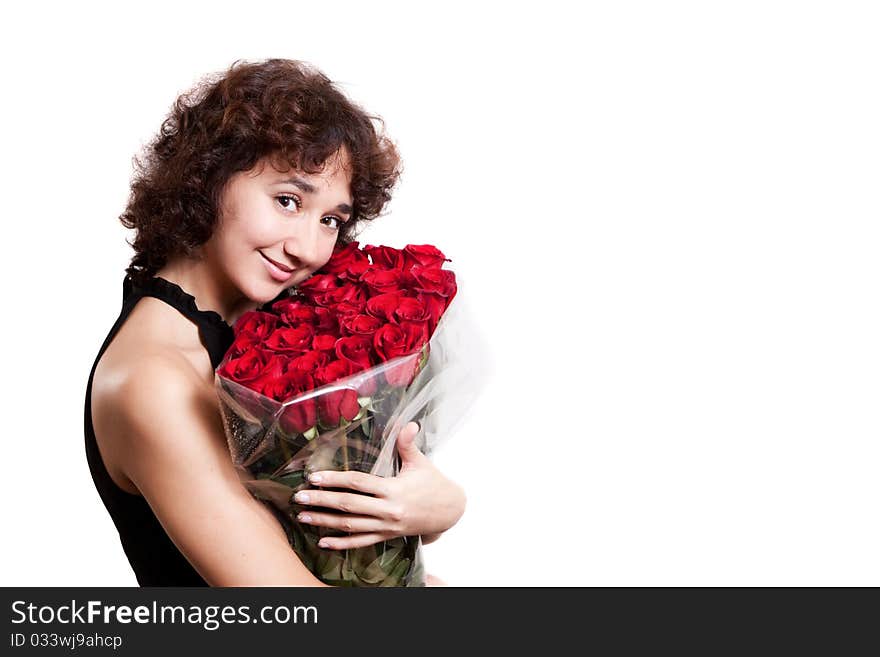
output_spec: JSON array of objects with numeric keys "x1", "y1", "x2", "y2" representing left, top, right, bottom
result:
[{"x1": 2, "y1": 1, "x2": 879, "y2": 586}]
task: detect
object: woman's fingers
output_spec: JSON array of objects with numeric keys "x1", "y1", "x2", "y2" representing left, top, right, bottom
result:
[
  {"x1": 297, "y1": 510, "x2": 388, "y2": 534},
  {"x1": 315, "y1": 531, "x2": 393, "y2": 550},
  {"x1": 293, "y1": 488, "x2": 400, "y2": 520},
  {"x1": 307, "y1": 469, "x2": 390, "y2": 497}
]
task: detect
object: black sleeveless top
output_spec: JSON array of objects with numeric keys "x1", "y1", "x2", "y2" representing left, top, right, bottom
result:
[{"x1": 83, "y1": 274, "x2": 283, "y2": 586}]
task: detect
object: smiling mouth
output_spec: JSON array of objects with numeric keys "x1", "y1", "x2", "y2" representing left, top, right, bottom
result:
[{"x1": 259, "y1": 251, "x2": 294, "y2": 273}]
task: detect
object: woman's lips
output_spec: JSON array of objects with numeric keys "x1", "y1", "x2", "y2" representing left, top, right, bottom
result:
[{"x1": 259, "y1": 251, "x2": 295, "y2": 282}]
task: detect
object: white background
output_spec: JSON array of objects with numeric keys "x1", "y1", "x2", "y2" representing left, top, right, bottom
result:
[{"x1": 1, "y1": 1, "x2": 878, "y2": 586}]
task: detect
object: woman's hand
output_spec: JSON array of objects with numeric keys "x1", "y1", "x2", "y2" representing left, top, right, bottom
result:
[{"x1": 292, "y1": 422, "x2": 466, "y2": 550}]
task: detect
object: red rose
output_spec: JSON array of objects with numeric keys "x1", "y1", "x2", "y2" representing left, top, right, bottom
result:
[
  {"x1": 276, "y1": 371, "x2": 318, "y2": 434},
  {"x1": 335, "y1": 334, "x2": 374, "y2": 371},
  {"x1": 373, "y1": 324, "x2": 408, "y2": 361},
  {"x1": 313, "y1": 359, "x2": 361, "y2": 427},
  {"x1": 364, "y1": 244, "x2": 405, "y2": 270},
  {"x1": 373, "y1": 320, "x2": 430, "y2": 387},
  {"x1": 233, "y1": 311, "x2": 278, "y2": 339},
  {"x1": 313, "y1": 307, "x2": 340, "y2": 333},
  {"x1": 402, "y1": 244, "x2": 450, "y2": 271},
  {"x1": 415, "y1": 292, "x2": 447, "y2": 333},
  {"x1": 312, "y1": 333, "x2": 338, "y2": 351},
  {"x1": 251, "y1": 355, "x2": 290, "y2": 400},
  {"x1": 400, "y1": 320, "x2": 430, "y2": 351},
  {"x1": 365, "y1": 292, "x2": 403, "y2": 323},
  {"x1": 318, "y1": 386, "x2": 360, "y2": 427},
  {"x1": 410, "y1": 265, "x2": 457, "y2": 298},
  {"x1": 217, "y1": 347, "x2": 271, "y2": 387},
  {"x1": 339, "y1": 313, "x2": 383, "y2": 337},
  {"x1": 321, "y1": 241, "x2": 371, "y2": 280},
  {"x1": 360, "y1": 267, "x2": 406, "y2": 296},
  {"x1": 445, "y1": 276, "x2": 458, "y2": 308},
  {"x1": 296, "y1": 274, "x2": 339, "y2": 303},
  {"x1": 287, "y1": 350, "x2": 330, "y2": 374},
  {"x1": 265, "y1": 325, "x2": 314, "y2": 353},
  {"x1": 314, "y1": 358, "x2": 354, "y2": 386},
  {"x1": 394, "y1": 296, "x2": 430, "y2": 323},
  {"x1": 216, "y1": 348, "x2": 282, "y2": 417},
  {"x1": 272, "y1": 298, "x2": 316, "y2": 327},
  {"x1": 315, "y1": 282, "x2": 367, "y2": 309},
  {"x1": 329, "y1": 301, "x2": 362, "y2": 318},
  {"x1": 227, "y1": 331, "x2": 262, "y2": 358},
  {"x1": 373, "y1": 321, "x2": 429, "y2": 362}
]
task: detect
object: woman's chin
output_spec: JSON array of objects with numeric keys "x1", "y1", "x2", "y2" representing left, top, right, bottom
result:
[
  {"x1": 239, "y1": 269, "x2": 306, "y2": 304},
  {"x1": 236, "y1": 280, "x2": 284, "y2": 306}
]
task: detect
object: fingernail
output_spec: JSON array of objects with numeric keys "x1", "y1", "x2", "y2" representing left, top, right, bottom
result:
[
  {"x1": 294, "y1": 492, "x2": 310, "y2": 503},
  {"x1": 318, "y1": 540, "x2": 330, "y2": 548},
  {"x1": 309, "y1": 473, "x2": 322, "y2": 483},
  {"x1": 298, "y1": 513, "x2": 312, "y2": 523}
]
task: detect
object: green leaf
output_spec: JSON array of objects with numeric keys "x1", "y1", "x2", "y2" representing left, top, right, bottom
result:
[
  {"x1": 319, "y1": 553, "x2": 343, "y2": 581},
  {"x1": 358, "y1": 552, "x2": 394, "y2": 584},
  {"x1": 378, "y1": 545, "x2": 403, "y2": 570},
  {"x1": 379, "y1": 557, "x2": 411, "y2": 587},
  {"x1": 273, "y1": 472, "x2": 305, "y2": 489},
  {"x1": 341, "y1": 550, "x2": 355, "y2": 581}
]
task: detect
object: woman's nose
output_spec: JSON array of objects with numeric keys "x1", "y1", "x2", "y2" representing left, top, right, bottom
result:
[{"x1": 282, "y1": 213, "x2": 321, "y2": 266}]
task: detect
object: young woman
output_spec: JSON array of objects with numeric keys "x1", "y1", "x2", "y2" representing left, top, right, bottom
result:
[{"x1": 84, "y1": 59, "x2": 465, "y2": 586}]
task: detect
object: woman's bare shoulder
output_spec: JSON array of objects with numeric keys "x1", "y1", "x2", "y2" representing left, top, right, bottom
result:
[
  {"x1": 91, "y1": 297, "x2": 210, "y2": 491},
  {"x1": 94, "y1": 296, "x2": 210, "y2": 395}
]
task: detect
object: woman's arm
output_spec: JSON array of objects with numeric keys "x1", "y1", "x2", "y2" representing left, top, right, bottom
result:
[{"x1": 102, "y1": 353, "x2": 329, "y2": 587}]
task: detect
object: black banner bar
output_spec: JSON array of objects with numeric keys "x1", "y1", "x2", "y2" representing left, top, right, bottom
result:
[{"x1": 1, "y1": 587, "x2": 875, "y2": 653}]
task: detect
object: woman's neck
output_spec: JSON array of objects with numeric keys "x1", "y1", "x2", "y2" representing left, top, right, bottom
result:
[{"x1": 155, "y1": 254, "x2": 259, "y2": 326}]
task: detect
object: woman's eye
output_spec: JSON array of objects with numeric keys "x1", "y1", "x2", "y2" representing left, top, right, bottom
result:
[
  {"x1": 276, "y1": 194, "x2": 301, "y2": 211},
  {"x1": 321, "y1": 216, "x2": 342, "y2": 231}
]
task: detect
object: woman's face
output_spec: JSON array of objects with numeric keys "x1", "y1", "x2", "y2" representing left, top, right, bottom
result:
[{"x1": 206, "y1": 148, "x2": 354, "y2": 304}]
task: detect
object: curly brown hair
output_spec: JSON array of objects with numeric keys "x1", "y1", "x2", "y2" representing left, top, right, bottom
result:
[{"x1": 120, "y1": 58, "x2": 402, "y2": 285}]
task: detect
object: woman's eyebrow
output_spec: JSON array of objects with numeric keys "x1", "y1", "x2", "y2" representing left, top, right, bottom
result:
[
  {"x1": 277, "y1": 175, "x2": 316, "y2": 193},
  {"x1": 275, "y1": 175, "x2": 353, "y2": 215}
]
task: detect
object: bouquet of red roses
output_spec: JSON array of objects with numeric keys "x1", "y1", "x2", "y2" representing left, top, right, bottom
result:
[{"x1": 214, "y1": 242, "x2": 477, "y2": 586}]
